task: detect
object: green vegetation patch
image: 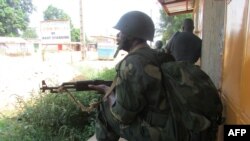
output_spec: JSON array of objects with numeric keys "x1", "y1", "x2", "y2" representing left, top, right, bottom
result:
[{"x1": 0, "y1": 67, "x2": 116, "y2": 141}]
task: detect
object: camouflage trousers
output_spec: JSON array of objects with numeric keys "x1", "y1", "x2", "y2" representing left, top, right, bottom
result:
[
  {"x1": 95, "y1": 102, "x2": 155, "y2": 141},
  {"x1": 95, "y1": 102, "x2": 191, "y2": 141},
  {"x1": 95, "y1": 101, "x2": 119, "y2": 141}
]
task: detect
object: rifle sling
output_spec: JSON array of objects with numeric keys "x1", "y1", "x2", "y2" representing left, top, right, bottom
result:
[{"x1": 103, "y1": 76, "x2": 117, "y2": 101}]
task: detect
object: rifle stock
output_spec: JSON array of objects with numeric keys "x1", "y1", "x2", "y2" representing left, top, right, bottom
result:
[{"x1": 40, "y1": 80, "x2": 113, "y2": 93}]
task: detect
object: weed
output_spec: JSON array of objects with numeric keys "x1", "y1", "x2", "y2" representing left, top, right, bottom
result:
[{"x1": 0, "y1": 67, "x2": 116, "y2": 141}]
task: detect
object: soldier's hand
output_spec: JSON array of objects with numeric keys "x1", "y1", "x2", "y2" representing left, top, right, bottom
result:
[
  {"x1": 88, "y1": 84, "x2": 110, "y2": 95},
  {"x1": 88, "y1": 84, "x2": 116, "y2": 107}
]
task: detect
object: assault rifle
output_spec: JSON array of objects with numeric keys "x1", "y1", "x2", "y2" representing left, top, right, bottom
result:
[
  {"x1": 40, "y1": 80, "x2": 113, "y2": 93},
  {"x1": 40, "y1": 80, "x2": 113, "y2": 112}
]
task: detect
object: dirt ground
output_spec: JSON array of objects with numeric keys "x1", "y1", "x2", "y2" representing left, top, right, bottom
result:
[
  {"x1": 0, "y1": 51, "x2": 121, "y2": 112},
  {"x1": 0, "y1": 50, "x2": 128, "y2": 141}
]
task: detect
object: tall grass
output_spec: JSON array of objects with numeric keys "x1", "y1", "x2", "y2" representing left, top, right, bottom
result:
[{"x1": 0, "y1": 67, "x2": 116, "y2": 141}]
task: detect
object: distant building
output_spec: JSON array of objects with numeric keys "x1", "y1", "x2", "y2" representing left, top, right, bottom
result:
[
  {"x1": 90, "y1": 35, "x2": 116, "y2": 44},
  {"x1": 88, "y1": 35, "x2": 117, "y2": 60},
  {"x1": 0, "y1": 37, "x2": 33, "y2": 56}
]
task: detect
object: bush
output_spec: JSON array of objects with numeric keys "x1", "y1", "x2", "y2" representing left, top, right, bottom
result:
[{"x1": 0, "y1": 68, "x2": 116, "y2": 141}]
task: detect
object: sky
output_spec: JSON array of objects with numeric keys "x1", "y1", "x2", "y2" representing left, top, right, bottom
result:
[{"x1": 30, "y1": 0, "x2": 162, "y2": 37}]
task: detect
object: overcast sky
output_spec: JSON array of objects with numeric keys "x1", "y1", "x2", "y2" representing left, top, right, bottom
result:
[{"x1": 30, "y1": 0, "x2": 162, "y2": 36}]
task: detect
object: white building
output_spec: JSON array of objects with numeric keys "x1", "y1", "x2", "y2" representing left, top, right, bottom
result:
[{"x1": 0, "y1": 37, "x2": 33, "y2": 56}]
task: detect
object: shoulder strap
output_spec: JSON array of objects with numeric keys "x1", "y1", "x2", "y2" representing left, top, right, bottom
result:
[
  {"x1": 103, "y1": 75, "x2": 117, "y2": 101},
  {"x1": 102, "y1": 52, "x2": 131, "y2": 101}
]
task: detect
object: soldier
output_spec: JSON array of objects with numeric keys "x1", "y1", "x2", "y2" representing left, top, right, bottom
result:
[
  {"x1": 89, "y1": 11, "x2": 183, "y2": 141},
  {"x1": 164, "y1": 18, "x2": 202, "y2": 64},
  {"x1": 155, "y1": 40, "x2": 163, "y2": 50}
]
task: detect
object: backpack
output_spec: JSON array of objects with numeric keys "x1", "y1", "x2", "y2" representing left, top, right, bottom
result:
[
  {"x1": 160, "y1": 61, "x2": 224, "y2": 141},
  {"x1": 125, "y1": 49, "x2": 224, "y2": 141}
]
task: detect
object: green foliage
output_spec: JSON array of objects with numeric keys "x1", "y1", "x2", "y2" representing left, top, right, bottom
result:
[
  {"x1": 75, "y1": 63, "x2": 116, "y2": 80},
  {"x1": 17, "y1": 92, "x2": 98, "y2": 141},
  {"x1": 22, "y1": 27, "x2": 38, "y2": 39},
  {"x1": 71, "y1": 28, "x2": 80, "y2": 42},
  {"x1": 0, "y1": 68, "x2": 116, "y2": 141},
  {"x1": 157, "y1": 8, "x2": 192, "y2": 45},
  {"x1": 0, "y1": 0, "x2": 34, "y2": 36},
  {"x1": 43, "y1": 5, "x2": 70, "y2": 20},
  {"x1": 94, "y1": 68, "x2": 116, "y2": 80}
]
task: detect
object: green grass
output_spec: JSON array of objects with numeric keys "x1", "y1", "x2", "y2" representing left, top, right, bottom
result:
[{"x1": 0, "y1": 67, "x2": 116, "y2": 141}]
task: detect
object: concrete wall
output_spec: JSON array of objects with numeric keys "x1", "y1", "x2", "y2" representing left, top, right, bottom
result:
[{"x1": 200, "y1": 0, "x2": 226, "y2": 89}]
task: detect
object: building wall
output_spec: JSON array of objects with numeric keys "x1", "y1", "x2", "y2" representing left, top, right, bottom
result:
[
  {"x1": 222, "y1": 0, "x2": 250, "y2": 124},
  {"x1": 90, "y1": 36, "x2": 116, "y2": 44},
  {"x1": 200, "y1": 0, "x2": 225, "y2": 89},
  {"x1": 193, "y1": 0, "x2": 250, "y2": 140},
  {"x1": 193, "y1": 0, "x2": 204, "y2": 38}
]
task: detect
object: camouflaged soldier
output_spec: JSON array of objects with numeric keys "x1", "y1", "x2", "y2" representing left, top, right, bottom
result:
[{"x1": 89, "y1": 11, "x2": 181, "y2": 141}]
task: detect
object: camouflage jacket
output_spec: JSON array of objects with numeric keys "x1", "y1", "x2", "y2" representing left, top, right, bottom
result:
[{"x1": 110, "y1": 43, "x2": 174, "y2": 126}]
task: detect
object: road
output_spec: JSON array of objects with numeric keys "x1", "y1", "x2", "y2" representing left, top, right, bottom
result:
[
  {"x1": 0, "y1": 51, "x2": 128, "y2": 141},
  {"x1": 0, "y1": 51, "x2": 120, "y2": 112}
]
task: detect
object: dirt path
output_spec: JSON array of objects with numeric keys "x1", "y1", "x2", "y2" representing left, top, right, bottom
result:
[
  {"x1": 0, "y1": 51, "x2": 127, "y2": 141},
  {"x1": 0, "y1": 54, "x2": 80, "y2": 111},
  {"x1": 0, "y1": 51, "x2": 120, "y2": 112}
]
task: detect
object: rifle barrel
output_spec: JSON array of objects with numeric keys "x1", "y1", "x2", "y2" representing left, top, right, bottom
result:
[
  {"x1": 75, "y1": 80, "x2": 112, "y2": 91},
  {"x1": 40, "y1": 80, "x2": 113, "y2": 93}
]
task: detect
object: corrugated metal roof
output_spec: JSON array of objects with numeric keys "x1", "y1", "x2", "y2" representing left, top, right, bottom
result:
[{"x1": 158, "y1": 0, "x2": 195, "y2": 16}]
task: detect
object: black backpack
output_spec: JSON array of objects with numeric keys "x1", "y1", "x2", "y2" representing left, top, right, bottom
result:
[{"x1": 161, "y1": 61, "x2": 224, "y2": 141}]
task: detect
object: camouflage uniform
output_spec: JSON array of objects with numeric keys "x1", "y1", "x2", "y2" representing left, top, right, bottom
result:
[{"x1": 95, "y1": 44, "x2": 188, "y2": 141}]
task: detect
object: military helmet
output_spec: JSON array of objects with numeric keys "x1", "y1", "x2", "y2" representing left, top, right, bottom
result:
[{"x1": 114, "y1": 11, "x2": 155, "y2": 41}]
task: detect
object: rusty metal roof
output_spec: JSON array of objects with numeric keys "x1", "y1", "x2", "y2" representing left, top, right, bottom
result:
[{"x1": 158, "y1": 0, "x2": 195, "y2": 16}]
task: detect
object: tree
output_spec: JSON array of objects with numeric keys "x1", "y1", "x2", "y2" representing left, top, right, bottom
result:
[
  {"x1": 71, "y1": 28, "x2": 80, "y2": 42},
  {"x1": 157, "y1": 8, "x2": 192, "y2": 44},
  {"x1": 0, "y1": 0, "x2": 35, "y2": 36},
  {"x1": 43, "y1": 5, "x2": 69, "y2": 20},
  {"x1": 22, "y1": 27, "x2": 38, "y2": 39}
]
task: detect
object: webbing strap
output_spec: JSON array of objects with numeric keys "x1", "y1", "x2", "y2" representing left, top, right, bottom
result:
[
  {"x1": 103, "y1": 76, "x2": 117, "y2": 101},
  {"x1": 58, "y1": 86, "x2": 99, "y2": 113}
]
